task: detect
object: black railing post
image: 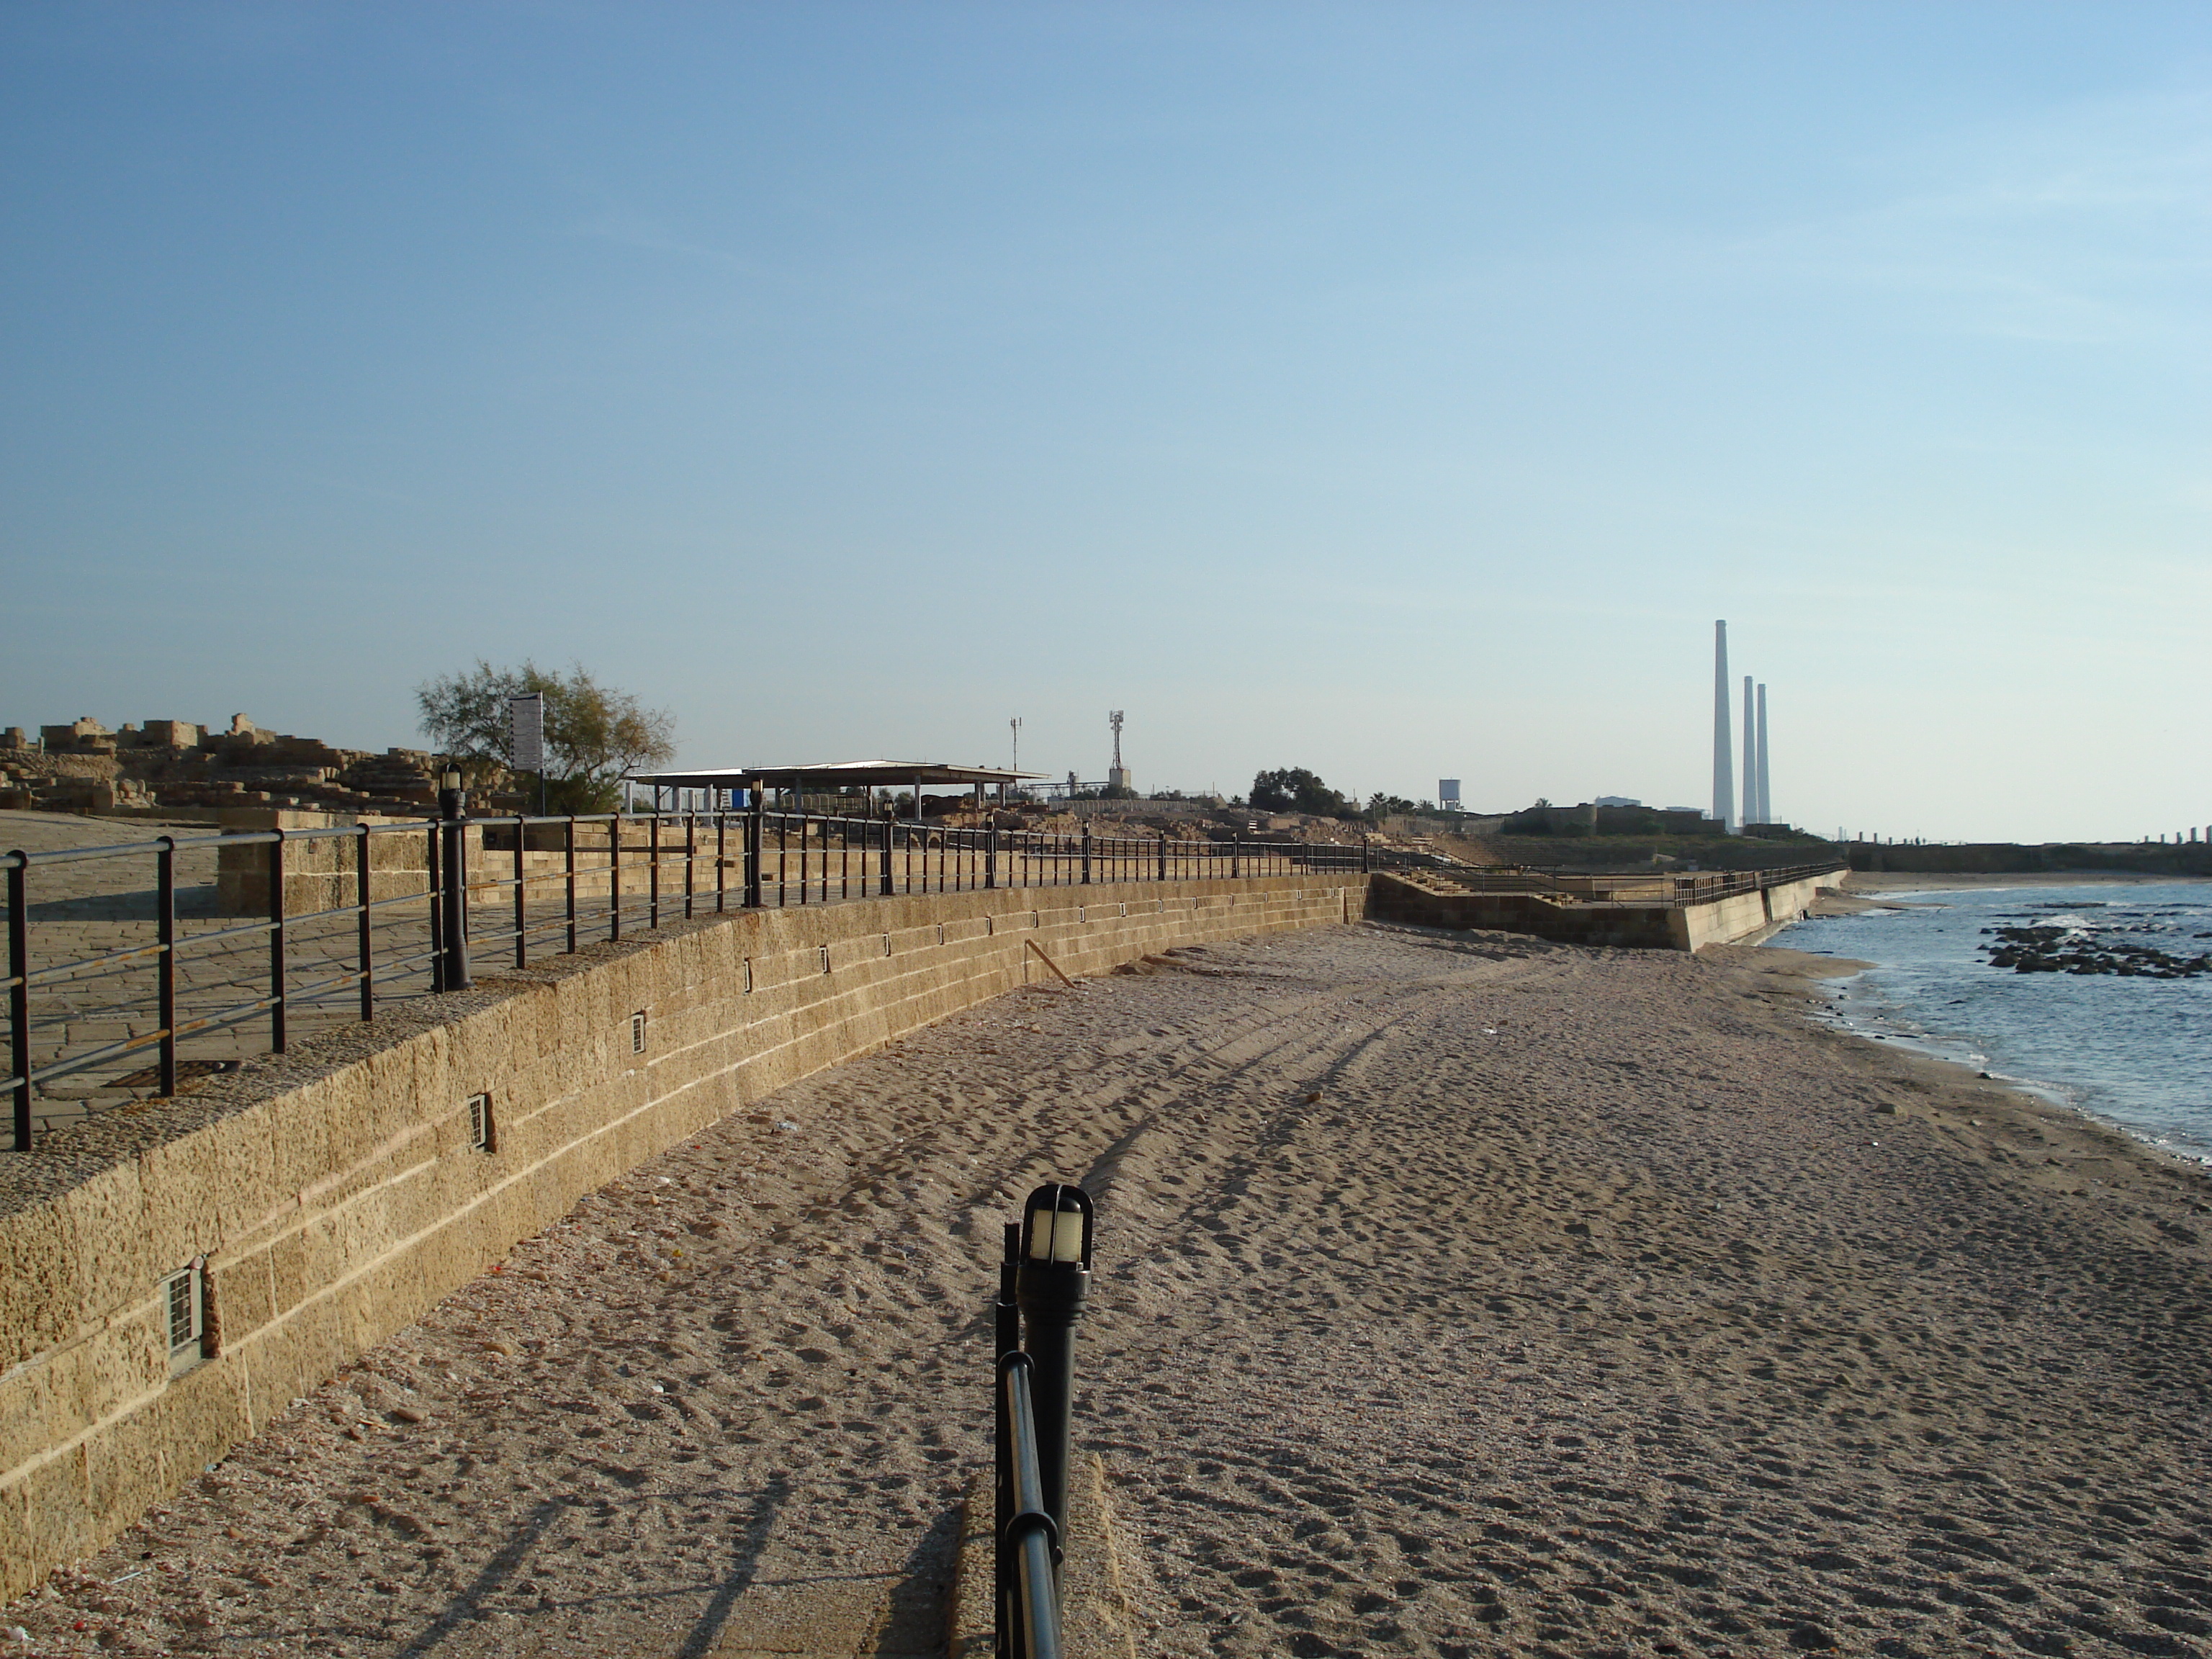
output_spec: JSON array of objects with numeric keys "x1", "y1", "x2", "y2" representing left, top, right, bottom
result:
[
  {"x1": 1361, "y1": 835, "x2": 1371, "y2": 873},
  {"x1": 715, "y1": 813, "x2": 727, "y2": 914},
  {"x1": 1015, "y1": 1183, "x2": 1093, "y2": 1551},
  {"x1": 746, "y1": 784, "x2": 765, "y2": 908},
  {"x1": 427, "y1": 822, "x2": 445, "y2": 994},
  {"x1": 156, "y1": 837, "x2": 177, "y2": 1097},
  {"x1": 357, "y1": 826, "x2": 375, "y2": 1019},
  {"x1": 269, "y1": 830, "x2": 289, "y2": 1048},
  {"x1": 1080, "y1": 824, "x2": 1092, "y2": 886},
  {"x1": 994, "y1": 1220, "x2": 1022, "y2": 1651},
  {"x1": 7, "y1": 855, "x2": 28, "y2": 1151},
  {"x1": 513, "y1": 815, "x2": 529, "y2": 968},
  {"x1": 439, "y1": 780, "x2": 472, "y2": 991},
  {"x1": 565, "y1": 817, "x2": 578, "y2": 952},
  {"x1": 1158, "y1": 832, "x2": 1167, "y2": 883},
  {"x1": 878, "y1": 808, "x2": 893, "y2": 897},
  {"x1": 1231, "y1": 835, "x2": 1241, "y2": 880},
  {"x1": 608, "y1": 816, "x2": 624, "y2": 941},
  {"x1": 649, "y1": 813, "x2": 662, "y2": 927},
  {"x1": 987, "y1": 824, "x2": 999, "y2": 891}
]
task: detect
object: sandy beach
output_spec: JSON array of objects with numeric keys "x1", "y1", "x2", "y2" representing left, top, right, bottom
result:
[{"x1": 8, "y1": 921, "x2": 2211, "y2": 1658}]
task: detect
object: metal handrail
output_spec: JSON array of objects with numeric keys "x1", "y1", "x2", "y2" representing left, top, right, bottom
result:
[
  {"x1": 997, "y1": 1353, "x2": 1063, "y2": 1659},
  {"x1": 2, "y1": 806, "x2": 1419, "y2": 1149}
]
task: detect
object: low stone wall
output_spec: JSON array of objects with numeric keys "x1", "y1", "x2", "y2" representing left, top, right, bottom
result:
[
  {"x1": 1366, "y1": 868, "x2": 1838, "y2": 951},
  {"x1": 0, "y1": 874, "x2": 1366, "y2": 1596}
]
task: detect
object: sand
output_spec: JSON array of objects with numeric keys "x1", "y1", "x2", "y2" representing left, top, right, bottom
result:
[{"x1": 8, "y1": 923, "x2": 2211, "y2": 1658}]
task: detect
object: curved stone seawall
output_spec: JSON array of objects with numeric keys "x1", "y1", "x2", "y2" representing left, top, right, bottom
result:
[
  {"x1": 1364, "y1": 868, "x2": 1837, "y2": 951},
  {"x1": 0, "y1": 873, "x2": 1366, "y2": 1596}
]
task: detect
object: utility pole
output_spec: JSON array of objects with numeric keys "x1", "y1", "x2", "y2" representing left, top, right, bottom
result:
[
  {"x1": 1107, "y1": 711, "x2": 1129, "y2": 793},
  {"x1": 1010, "y1": 716, "x2": 1022, "y2": 780}
]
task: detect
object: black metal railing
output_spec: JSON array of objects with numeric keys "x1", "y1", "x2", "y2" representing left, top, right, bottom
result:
[
  {"x1": 3, "y1": 800, "x2": 1840, "y2": 1151},
  {"x1": 1, "y1": 808, "x2": 1407, "y2": 1150},
  {"x1": 994, "y1": 1184, "x2": 1093, "y2": 1659}
]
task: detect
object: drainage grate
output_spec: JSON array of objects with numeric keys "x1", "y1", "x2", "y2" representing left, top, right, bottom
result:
[{"x1": 164, "y1": 1261, "x2": 205, "y2": 1370}]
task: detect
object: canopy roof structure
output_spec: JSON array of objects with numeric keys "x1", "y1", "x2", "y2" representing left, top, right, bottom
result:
[{"x1": 627, "y1": 760, "x2": 1040, "y2": 791}]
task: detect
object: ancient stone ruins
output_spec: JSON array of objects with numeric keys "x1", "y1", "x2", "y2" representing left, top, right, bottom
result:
[{"x1": 0, "y1": 714, "x2": 439, "y2": 817}]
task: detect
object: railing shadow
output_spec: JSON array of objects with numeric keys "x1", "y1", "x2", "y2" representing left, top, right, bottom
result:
[
  {"x1": 871, "y1": 1503, "x2": 965, "y2": 1656},
  {"x1": 672, "y1": 1478, "x2": 788, "y2": 1659},
  {"x1": 394, "y1": 1495, "x2": 572, "y2": 1658}
]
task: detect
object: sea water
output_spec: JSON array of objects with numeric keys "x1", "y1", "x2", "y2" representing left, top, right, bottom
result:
[{"x1": 1771, "y1": 881, "x2": 2212, "y2": 1166}]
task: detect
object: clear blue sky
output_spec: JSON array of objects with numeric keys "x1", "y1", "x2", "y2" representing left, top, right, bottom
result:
[{"x1": 3, "y1": 3, "x2": 2206, "y2": 842}]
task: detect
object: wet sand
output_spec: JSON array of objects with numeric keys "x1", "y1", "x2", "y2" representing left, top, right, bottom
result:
[{"x1": 7, "y1": 924, "x2": 2211, "y2": 1658}]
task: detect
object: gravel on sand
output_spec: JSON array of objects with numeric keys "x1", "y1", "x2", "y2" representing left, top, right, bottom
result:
[{"x1": 9, "y1": 922, "x2": 2210, "y2": 1658}]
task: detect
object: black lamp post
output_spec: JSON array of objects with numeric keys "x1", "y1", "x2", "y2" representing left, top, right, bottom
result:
[
  {"x1": 439, "y1": 767, "x2": 471, "y2": 990},
  {"x1": 1015, "y1": 1182, "x2": 1092, "y2": 1545}
]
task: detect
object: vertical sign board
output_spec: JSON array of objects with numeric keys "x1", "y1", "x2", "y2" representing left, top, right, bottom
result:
[{"x1": 509, "y1": 693, "x2": 545, "y2": 774}]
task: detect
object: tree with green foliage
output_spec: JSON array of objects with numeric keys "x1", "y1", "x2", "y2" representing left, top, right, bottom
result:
[
  {"x1": 1250, "y1": 768, "x2": 1358, "y2": 819},
  {"x1": 1365, "y1": 791, "x2": 1421, "y2": 822},
  {"x1": 415, "y1": 660, "x2": 675, "y2": 813}
]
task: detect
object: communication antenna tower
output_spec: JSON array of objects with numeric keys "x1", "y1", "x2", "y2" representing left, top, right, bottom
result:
[
  {"x1": 1109, "y1": 711, "x2": 1124, "y2": 771},
  {"x1": 1010, "y1": 716, "x2": 1022, "y2": 774}
]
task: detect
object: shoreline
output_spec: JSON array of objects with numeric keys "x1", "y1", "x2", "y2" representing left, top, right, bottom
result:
[
  {"x1": 7, "y1": 923, "x2": 2209, "y2": 1655},
  {"x1": 1743, "y1": 940, "x2": 2212, "y2": 1179},
  {"x1": 1783, "y1": 878, "x2": 2212, "y2": 1182}
]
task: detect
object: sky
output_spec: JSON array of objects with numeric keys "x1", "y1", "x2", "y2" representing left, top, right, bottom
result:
[{"x1": 1, "y1": 2, "x2": 2206, "y2": 843}]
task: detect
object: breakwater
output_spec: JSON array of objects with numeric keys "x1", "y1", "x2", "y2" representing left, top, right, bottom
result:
[
  {"x1": 1847, "y1": 841, "x2": 2212, "y2": 878},
  {"x1": 1366, "y1": 865, "x2": 1842, "y2": 950}
]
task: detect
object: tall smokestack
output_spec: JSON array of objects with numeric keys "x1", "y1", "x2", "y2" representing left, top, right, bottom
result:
[
  {"x1": 1755, "y1": 683, "x2": 1771, "y2": 825},
  {"x1": 1743, "y1": 675, "x2": 1758, "y2": 828},
  {"x1": 1712, "y1": 621, "x2": 1735, "y2": 831}
]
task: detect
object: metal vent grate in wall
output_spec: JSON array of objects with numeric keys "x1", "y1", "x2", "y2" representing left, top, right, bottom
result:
[
  {"x1": 164, "y1": 1260, "x2": 206, "y2": 1372},
  {"x1": 467, "y1": 1092, "x2": 494, "y2": 1152},
  {"x1": 631, "y1": 1012, "x2": 647, "y2": 1054}
]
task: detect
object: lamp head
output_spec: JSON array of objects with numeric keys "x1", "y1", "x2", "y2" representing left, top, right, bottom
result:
[
  {"x1": 441, "y1": 767, "x2": 463, "y2": 791},
  {"x1": 1020, "y1": 1182, "x2": 1092, "y2": 1270}
]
